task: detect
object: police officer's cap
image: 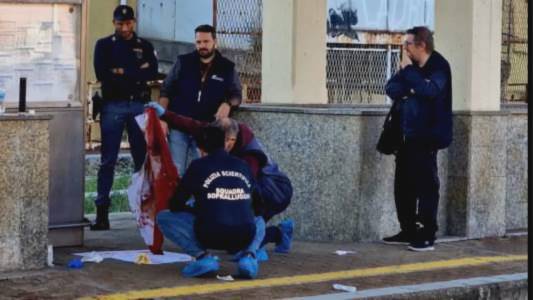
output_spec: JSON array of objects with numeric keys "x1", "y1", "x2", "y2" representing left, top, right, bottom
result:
[{"x1": 113, "y1": 5, "x2": 135, "y2": 21}]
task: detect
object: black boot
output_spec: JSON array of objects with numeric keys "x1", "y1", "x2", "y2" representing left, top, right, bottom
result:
[{"x1": 90, "y1": 204, "x2": 110, "y2": 230}]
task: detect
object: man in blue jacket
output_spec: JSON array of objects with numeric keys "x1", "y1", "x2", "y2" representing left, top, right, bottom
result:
[
  {"x1": 156, "y1": 125, "x2": 264, "y2": 279},
  {"x1": 158, "y1": 24, "x2": 242, "y2": 176},
  {"x1": 383, "y1": 26, "x2": 452, "y2": 251},
  {"x1": 91, "y1": 5, "x2": 158, "y2": 230}
]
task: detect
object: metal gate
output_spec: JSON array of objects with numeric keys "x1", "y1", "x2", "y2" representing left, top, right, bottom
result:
[{"x1": 213, "y1": 0, "x2": 262, "y2": 103}]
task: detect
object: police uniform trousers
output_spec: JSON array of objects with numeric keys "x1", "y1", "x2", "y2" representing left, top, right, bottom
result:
[{"x1": 96, "y1": 100, "x2": 146, "y2": 206}]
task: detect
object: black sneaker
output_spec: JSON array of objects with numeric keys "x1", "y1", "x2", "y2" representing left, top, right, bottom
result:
[
  {"x1": 382, "y1": 231, "x2": 411, "y2": 245},
  {"x1": 407, "y1": 240, "x2": 435, "y2": 252}
]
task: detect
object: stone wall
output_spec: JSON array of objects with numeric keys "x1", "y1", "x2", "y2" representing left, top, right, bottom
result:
[
  {"x1": 234, "y1": 104, "x2": 527, "y2": 242},
  {"x1": 0, "y1": 115, "x2": 51, "y2": 272},
  {"x1": 82, "y1": 104, "x2": 527, "y2": 242},
  {"x1": 446, "y1": 112, "x2": 507, "y2": 238},
  {"x1": 504, "y1": 105, "x2": 528, "y2": 231}
]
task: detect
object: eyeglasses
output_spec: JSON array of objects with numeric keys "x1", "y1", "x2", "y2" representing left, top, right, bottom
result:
[{"x1": 404, "y1": 41, "x2": 415, "y2": 46}]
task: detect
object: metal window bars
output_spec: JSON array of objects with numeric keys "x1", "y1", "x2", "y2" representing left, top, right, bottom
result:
[
  {"x1": 213, "y1": 0, "x2": 263, "y2": 103},
  {"x1": 501, "y1": 0, "x2": 528, "y2": 103},
  {"x1": 327, "y1": 44, "x2": 401, "y2": 104}
]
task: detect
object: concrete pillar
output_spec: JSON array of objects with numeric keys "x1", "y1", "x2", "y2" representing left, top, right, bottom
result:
[
  {"x1": 261, "y1": 0, "x2": 328, "y2": 104},
  {"x1": 1, "y1": 115, "x2": 51, "y2": 271},
  {"x1": 435, "y1": 0, "x2": 502, "y2": 111},
  {"x1": 436, "y1": 0, "x2": 507, "y2": 239}
]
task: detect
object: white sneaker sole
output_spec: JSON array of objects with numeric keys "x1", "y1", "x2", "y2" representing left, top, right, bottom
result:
[
  {"x1": 382, "y1": 240, "x2": 410, "y2": 245},
  {"x1": 407, "y1": 245, "x2": 435, "y2": 252}
]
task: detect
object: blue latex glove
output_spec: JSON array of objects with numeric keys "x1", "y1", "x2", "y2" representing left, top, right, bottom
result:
[
  {"x1": 145, "y1": 101, "x2": 165, "y2": 117},
  {"x1": 67, "y1": 257, "x2": 84, "y2": 269}
]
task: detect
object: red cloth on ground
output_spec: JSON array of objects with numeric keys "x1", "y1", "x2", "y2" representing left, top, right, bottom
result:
[{"x1": 142, "y1": 108, "x2": 179, "y2": 254}]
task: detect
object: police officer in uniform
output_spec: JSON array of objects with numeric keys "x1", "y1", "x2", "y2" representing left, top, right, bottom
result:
[{"x1": 91, "y1": 5, "x2": 158, "y2": 230}]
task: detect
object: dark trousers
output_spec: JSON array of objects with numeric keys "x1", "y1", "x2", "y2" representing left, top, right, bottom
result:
[
  {"x1": 96, "y1": 101, "x2": 146, "y2": 206},
  {"x1": 260, "y1": 214, "x2": 282, "y2": 247},
  {"x1": 258, "y1": 189, "x2": 291, "y2": 247},
  {"x1": 394, "y1": 140, "x2": 440, "y2": 241}
]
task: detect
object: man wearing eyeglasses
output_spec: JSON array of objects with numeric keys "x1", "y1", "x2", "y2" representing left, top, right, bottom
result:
[{"x1": 383, "y1": 26, "x2": 453, "y2": 251}]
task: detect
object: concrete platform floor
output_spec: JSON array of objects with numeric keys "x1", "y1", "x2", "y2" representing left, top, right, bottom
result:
[{"x1": 0, "y1": 213, "x2": 528, "y2": 299}]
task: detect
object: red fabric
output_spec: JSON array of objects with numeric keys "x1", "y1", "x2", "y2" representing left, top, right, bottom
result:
[
  {"x1": 161, "y1": 111, "x2": 262, "y2": 177},
  {"x1": 161, "y1": 111, "x2": 205, "y2": 137},
  {"x1": 144, "y1": 108, "x2": 179, "y2": 254},
  {"x1": 235, "y1": 123, "x2": 254, "y2": 151},
  {"x1": 242, "y1": 154, "x2": 261, "y2": 178},
  {"x1": 234, "y1": 124, "x2": 260, "y2": 177}
]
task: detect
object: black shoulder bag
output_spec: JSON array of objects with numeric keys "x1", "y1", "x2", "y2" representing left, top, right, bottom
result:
[{"x1": 376, "y1": 100, "x2": 402, "y2": 155}]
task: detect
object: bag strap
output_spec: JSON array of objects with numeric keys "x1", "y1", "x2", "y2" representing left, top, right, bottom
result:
[{"x1": 383, "y1": 100, "x2": 399, "y2": 127}]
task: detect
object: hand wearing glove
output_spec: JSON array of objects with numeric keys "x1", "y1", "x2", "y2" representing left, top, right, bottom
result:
[{"x1": 145, "y1": 101, "x2": 165, "y2": 117}]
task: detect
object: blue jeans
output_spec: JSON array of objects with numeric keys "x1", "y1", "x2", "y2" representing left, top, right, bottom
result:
[
  {"x1": 168, "y1": 129, "x2": 200, "y2": 177},
  {"x1": 157, "y1": 210, "x2": 266, "y2": 257},
  {"x1": 96, "y1": 101, "x2": 146, "y2": 206}
]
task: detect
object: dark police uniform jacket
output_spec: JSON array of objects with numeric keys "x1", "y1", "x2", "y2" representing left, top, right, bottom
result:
[
  {"x1": 160, "y1": 51, "x2": 242, "y2": 122},
  {"x1": 94, "y1": 33, "x2": 158, "y2": 102},
  {"x1": 169, "y1": 149, "x2": 255, "y2": 251}
]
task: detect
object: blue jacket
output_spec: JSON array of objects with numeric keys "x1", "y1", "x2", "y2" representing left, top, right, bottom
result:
[
  {"x1": 94, "y1": 33, "x2": 158, "y2": 101},
  {"x1": 161, "y1": 51, "x2": 242, "y2": 122},
  {"x1": 385, "y1": 51, "x2": 453, "y2": 149},
  {"x1": 239, "y1": 138, "x2": 293, "y2": 221},
  {"x1": 169, "y1": 149, "x2": 255, "y2": 251}
]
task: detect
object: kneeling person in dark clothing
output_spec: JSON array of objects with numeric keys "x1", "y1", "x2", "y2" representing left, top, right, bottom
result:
[
  {"x1": 146, "y1": 101, "x2": 294, "y2": 258},
  {"x1": 156, "y1": 125, "x2": 264, "y2": 279}
]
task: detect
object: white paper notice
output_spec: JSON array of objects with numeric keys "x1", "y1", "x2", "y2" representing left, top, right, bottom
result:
[
  {"x1": 0, "y1": 3, "x2": 80, "y2": 103},
  {"x1": 74, "y1": 250, "x2": 192, "y2": 265}
]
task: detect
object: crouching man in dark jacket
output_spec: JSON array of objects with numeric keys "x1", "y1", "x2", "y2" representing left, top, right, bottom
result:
[
  {"x1": 146, "y1": 102, "x2": 294, "y2": 258},
  {"x1": 383, "y1": 26, "x2": 452, "y2": 252},
  {"x1": 156, "y1": 125, "x2": 264, "y2": 279}
]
